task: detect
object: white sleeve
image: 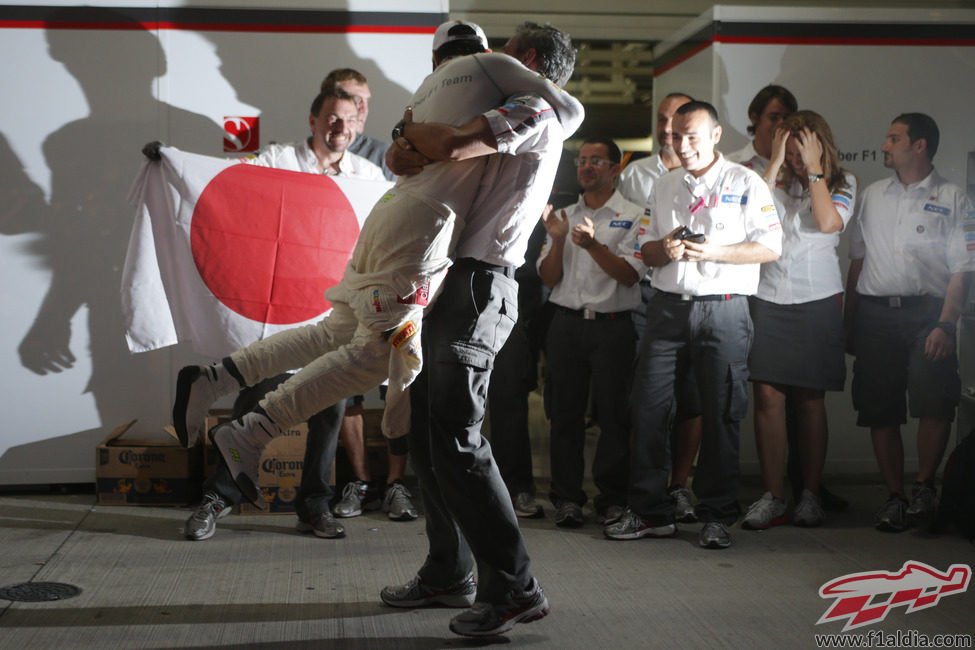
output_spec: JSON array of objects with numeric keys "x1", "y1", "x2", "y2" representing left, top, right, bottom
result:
[
  {"x1": 484, "y1": 94, "x2": 561, "y2": 156},
  {"x1": 473, "y1": 53, "x2": 584, "y2": 136},
  {"x1": 613, "y1": 204, "x2": 649, "y2": 273},
  {"x1": 831, "y1": 172, "x2": 857, "y2": 231},
  {"x1": 742, "y1": 172, "x2": 782, "y2": 255},
  {"x1": 637, "y1": 183, "x2": 668, "y2": 249},
  {"x1": 948, "y1": 190, "x2": 975, "y2": 274}
]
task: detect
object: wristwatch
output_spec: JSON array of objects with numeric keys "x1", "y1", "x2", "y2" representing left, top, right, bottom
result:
[
  {"x1": 391, "y1": 120, "x2": 407, "y2": 141},
  {"x1": 935, "y1": 321, "x2": 957, "y2": 337},
  {"x1": 808, "y1": 173, "x2": 824, "y2": 184}
]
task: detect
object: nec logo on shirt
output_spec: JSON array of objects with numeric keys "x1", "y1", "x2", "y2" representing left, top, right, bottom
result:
[
  {"x1": 923, "y1": 203, "x2": 950, "y2": 216},
  {"x1": 721, "y1": 194, "x2": 747, "y2": 205},
  {"x1": 610, "y1": 220, "x2": 633, "y2": 228}
]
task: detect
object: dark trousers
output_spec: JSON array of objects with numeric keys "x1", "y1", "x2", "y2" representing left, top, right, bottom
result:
[
  {"x1": 487, "y1": 317, "x2": 537, "y2": 496},
  {"x1": 409, "y1": 263, "x2": 532, "y2": 603},
  {"x1": 544, "y1": 308, "x2": 634, "y2": 512},
  {"x1": 629, "y1": 294, "x2": 753, "y2": 525},
  {"x1": 204, "y1": 373, "x2": 344, "y2": 521}
]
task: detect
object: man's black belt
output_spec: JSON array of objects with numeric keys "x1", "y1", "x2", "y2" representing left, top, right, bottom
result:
[
  {"x1": 657, "y1": 291, "x2": 742, "y2": 302},
  {"x1": 860, "y1": 295, "x2": 936, "y2": 308},
  {"x1": 452, "y1": 257, "x2": 516, "y2": 278},
  {"x1": 555, "y1": 305, "x2": 630, "y2": 321}
]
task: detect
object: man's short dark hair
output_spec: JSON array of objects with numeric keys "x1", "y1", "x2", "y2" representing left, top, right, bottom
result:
[
  {"x1": 310, "y1": 86, "x2": 355, "y2": 117},
  {"x1": 746, "y1": 85, "x2": 797, "y2": 136},
  {"x1": 893, "y1": 112, "x2": 940, "y2": 161},
  {"x1": 509, "y1": 21, "x2": 576, "y2": 87},
  {"x1": 664, "y1": 91, "x2": 695, "y2": 103},
  {"x1": 582, "y1": 136, "x2": 622, "y2": 164},
  {"x1": 675, "y1": 100, "x2": 721, "y2": 128},
  {"x1": 434, "y1": 23, "x2": 487, "y2": 61},
  {"x1": 321, "y1": 68, "x2": 367, "y2": 92}
]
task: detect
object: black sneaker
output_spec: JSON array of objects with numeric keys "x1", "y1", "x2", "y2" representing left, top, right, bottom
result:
[
  {"x1": 380, "y1": 574, "x2": 476, "y2": 608},
  {"x1": 875, "y1": 495, "x2": 908, "y2": 532},
  {"x1": 553, "y1": 501, "x2": 584, "y2": 528},
  {"x1": 449, "y1": 578, "x2": 549, "y2": 637},
  {"x1": 296, "y1": 512, "x2": 345, "y2": 539},
  {"x1": 699, "y1": 521, "x2": 732, "y2": 549},
  {"x1": 184, "y1": 492, "x2": 231, "y2": 541}
]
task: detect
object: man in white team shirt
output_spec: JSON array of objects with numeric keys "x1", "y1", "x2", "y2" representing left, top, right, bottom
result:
[
  {"x1": 846, "y1": 112, "x2": 974, "y2": 532},
  {"x1": 726, "y1": 84, "x2": 797, "y2": 170},
  {"x1": 618, "y1": 91, "x2": 703, "y2": 524},
  {"x1": 619, "y1": 92, "x2": 694, "y2": 205},
  {"x1": 245, "y1": 86, "x2": 383, "y2": 180},
  {"x1": 537, "y1": 136, "x2": 645, "y2": 529},
  {"x1": 605, "y1": 101, "x2": 781, "y2": 550},
  {"x1": 173, "y1": 20, "x2": 583, "y2": 636}
]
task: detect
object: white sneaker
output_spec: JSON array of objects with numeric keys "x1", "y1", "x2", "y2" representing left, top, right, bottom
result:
[
  {"x1": 793, "y1": 489, "x2": 825, "y2": 527},
  {"x1": 669, "y1": 486, "x2": 698, "y2": 523},
  {"x1": 383, "y1": 482, "x2": 419, "y2": 521},
  {"x1": 742, "y1": 492, "x2": 788, "y2": 530},
  {"x1": 210, "y1": 411, "x2": 281, "y2": 508},
  {"x1": 173, "y1": 363, "x2": 239, "y2": 447}
]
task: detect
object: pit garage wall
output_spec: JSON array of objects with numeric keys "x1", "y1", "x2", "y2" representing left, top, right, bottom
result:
[
  {"x1": 0, "y1": 1, "x2": 446, "y2": 484},
  {"x1": 653, "y1": 6, "x2": 975, "y2": 474}
]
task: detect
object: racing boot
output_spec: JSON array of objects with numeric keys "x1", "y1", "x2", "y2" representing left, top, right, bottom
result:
[
  {"x1": 173, "y1": 362, "x2": 241, "y2": 447},
  {"x1": 210, "y1": 411, "x2": 283, "y2": 509}
]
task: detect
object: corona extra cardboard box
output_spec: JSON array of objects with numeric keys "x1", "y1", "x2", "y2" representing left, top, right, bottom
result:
[
  {"x1": 96, "y1": 420, "x2": 201, "y2": 506},
  {"x1": 239, "y1": 422, "x2": 311, "y2": 514}
]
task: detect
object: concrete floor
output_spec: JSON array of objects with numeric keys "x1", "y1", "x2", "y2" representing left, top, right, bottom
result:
[
  {"x1": 1, "y1": 480, "x2": 973, "y2": 649},
  {"x1": 2, "y1": 393, "x2": 974, "y2": 649}
]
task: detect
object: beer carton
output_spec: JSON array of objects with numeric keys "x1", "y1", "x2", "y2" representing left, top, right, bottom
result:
[
  {"x1": 239, "y1": 422, "x2": 310, "y2": 514},
  {"x1": 96, "y1": 421, "x2": 201, "y2": 506}
]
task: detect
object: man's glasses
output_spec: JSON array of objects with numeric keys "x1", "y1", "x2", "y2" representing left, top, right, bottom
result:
[{"x1": 574, "y1": 157, "x2": 611, "y2": 168}]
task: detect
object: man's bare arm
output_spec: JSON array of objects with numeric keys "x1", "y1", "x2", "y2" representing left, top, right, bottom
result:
[{"x1": 681, "y1": 239, "x2": 779, "y2": 264}]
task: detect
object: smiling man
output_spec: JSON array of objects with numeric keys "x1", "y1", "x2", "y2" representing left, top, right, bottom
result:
[
  {"x1": 246, "y1": 86, "x2": 381, "y2": 179},
  {"x1": 537, "y1": 136, "x2": 645, "y2": 529},
  {"x1": 604, "y1": 100, "x2": 781, "y2": 550}
]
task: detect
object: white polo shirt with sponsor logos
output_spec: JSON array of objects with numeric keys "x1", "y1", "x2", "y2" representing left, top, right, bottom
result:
[
  {"x1": 726, "y1": 142, "x2": 768, "y2": 172},
  {"x1": 849, "y1": 168, "x2": 975, "y2": 297},
  {"x1": 757, "y1": 171, "x2": 857, "y2": 304},
  {"x1": 538, "y1": 190, "x2": 647, "y2": 313},
  {"x1": 456, "y1": 91, "x2": 582, "y2": 268},
  {"x1": 638, "y1": 154, "x2": 782, "y2": 297},
  {"x1": 619, "y1": 153, "x2": 670, "y2": 210},
  {"x1": 244, "y1": 139, "x2": 384, "y2": 180}
]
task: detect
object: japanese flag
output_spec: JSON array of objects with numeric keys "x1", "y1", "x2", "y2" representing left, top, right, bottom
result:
[{"x1": 122, "y1": 146, "x2": 391, "y2": 358}]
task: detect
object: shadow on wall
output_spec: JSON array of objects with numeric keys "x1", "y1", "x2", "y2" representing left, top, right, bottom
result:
[
  {"x1": 1, "y1": 8, "x2": 224, "y2": 476},
  {"x1": 1, "y1": 5, "x2": 429, "y2": 480},
  {"x1": 198, "y1": 29, "x2": 415, "y2": 147}
]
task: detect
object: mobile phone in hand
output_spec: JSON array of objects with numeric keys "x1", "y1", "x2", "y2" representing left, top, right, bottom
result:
[{"x1": 674, "y1": 226, "x2": 706, "y2": 243}]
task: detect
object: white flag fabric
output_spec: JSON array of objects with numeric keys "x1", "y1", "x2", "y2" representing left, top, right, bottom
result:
[{"x1": 122, "y1": 146, "x2": 391, "y2": 358}]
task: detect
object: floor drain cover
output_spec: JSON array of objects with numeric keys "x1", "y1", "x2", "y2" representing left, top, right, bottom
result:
[{"x1": 0, "y1": 582, "x2": 82, "y2": 602}]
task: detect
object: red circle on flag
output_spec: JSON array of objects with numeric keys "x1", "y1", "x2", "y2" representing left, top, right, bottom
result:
[{"x1": 190, "y1": 164, "x2": 360, "y2": 324}]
